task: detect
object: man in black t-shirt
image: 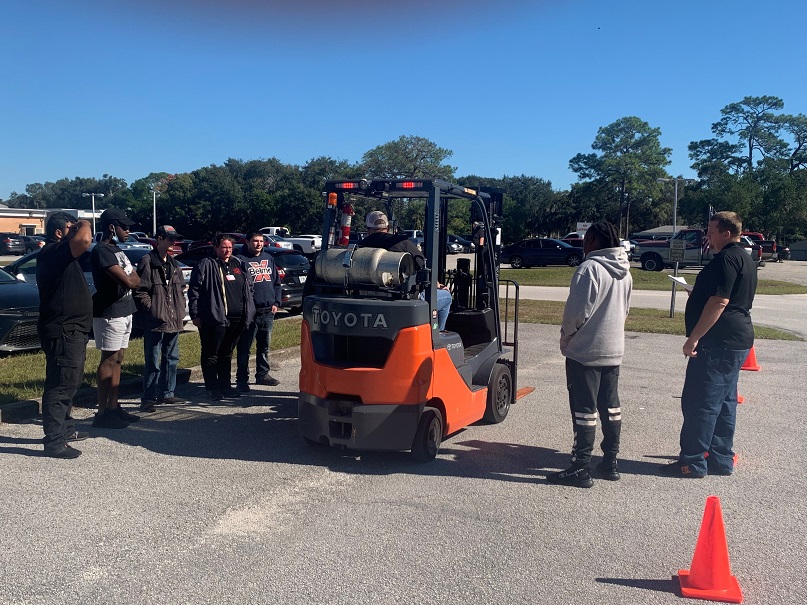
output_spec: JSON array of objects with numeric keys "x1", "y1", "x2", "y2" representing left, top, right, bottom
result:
[
  {"x1": 660, "y1": 211, "x2": 757, "y2": 479},
  {"x1": 37, "y1": 212, "x2": 93, "y2": 459},
  {"x1": 89, "y1": 208, "x2": 141, "y2": 429}
]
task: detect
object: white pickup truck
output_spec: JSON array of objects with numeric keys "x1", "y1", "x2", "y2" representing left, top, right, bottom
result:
[{"x1": 259, "y1": 227, "x2": 321, "y2": 255}]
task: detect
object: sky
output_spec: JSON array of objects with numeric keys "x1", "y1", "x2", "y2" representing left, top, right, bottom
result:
[{"x1": 2, "y1": 0, "x2": 805, "y2": 200}]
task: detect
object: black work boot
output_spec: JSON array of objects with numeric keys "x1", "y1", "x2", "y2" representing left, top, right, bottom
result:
[
  {"x1": 595, "y1": 456, "x2": 620, "y2": 481},
  {"x1": 547, "y1": 466, "x2": 594, "y2": 488}
]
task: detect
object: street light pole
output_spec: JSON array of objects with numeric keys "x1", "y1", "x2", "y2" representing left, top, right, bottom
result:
[
  {"x1": 152, "y1": 189, "x2": 160, "y2": 236},
  {"x1": 81, "y1": 192, "x2": 105, "y2": 234},
  {"x1": 657, "y1": 177, "x2": 696, "y2": 317}
]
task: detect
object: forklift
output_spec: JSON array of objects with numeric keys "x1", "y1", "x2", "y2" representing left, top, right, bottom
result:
[{"x1": 298, "y1": 179, "x2": 520, "y2": 461}]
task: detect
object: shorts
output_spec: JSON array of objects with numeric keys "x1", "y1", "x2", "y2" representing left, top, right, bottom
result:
[{"x1": 93, "y1": 316, "x2": 133, "y2": 351}]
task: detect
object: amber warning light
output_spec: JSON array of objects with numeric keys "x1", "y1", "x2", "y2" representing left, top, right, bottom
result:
[{"x1": 327, "y1": 192, "x2": 338, "y2": 207}]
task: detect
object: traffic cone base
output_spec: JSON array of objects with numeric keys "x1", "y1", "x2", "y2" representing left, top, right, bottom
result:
[
  {"x1": 740, "y1": 346, "x2": 760, "y2": 371},
  {"x1": 677, "y1": 496, "x2": 743, "y2": 603},
  {"x1": 678, "y1": 568, "x2": 743, "y2": 603}
]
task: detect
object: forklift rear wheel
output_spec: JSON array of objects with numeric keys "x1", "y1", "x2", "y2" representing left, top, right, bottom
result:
[
  {"x1": 484, "y1": 363, "x2": 512, "y2": 423},
  {"x1": 411, "y1": 409, "x2": 442, "y2": 462}
]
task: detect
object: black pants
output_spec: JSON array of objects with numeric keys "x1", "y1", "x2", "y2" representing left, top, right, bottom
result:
[
  {"x1": 199, "y1": 319, "x2": 245, "y2": 391},
  {"x1": 41, "y1": 330, "x2": 89, "y2": 451},
  {"x1": 565, "y1": 358, "x2": 622, "y2": 467}
]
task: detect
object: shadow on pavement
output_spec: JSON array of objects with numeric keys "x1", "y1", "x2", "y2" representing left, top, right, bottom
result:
[{"x1": 50, "y1": 384, "x2": 671, "y2": 483}]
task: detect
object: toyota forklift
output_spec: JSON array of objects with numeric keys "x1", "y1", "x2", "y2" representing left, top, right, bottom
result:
[{"x1": 298, "y1": 179, "x2": 520, "y2": 461}]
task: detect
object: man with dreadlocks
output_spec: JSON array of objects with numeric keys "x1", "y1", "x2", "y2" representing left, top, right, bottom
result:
[{"x1": 549, "y1": 220, "x2": 632, "y2": 488}]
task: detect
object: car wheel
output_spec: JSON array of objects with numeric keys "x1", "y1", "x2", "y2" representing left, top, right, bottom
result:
[
  {"x1": 483, "y1": 362, "x2": 512, "y2": 424},
  {"x1": 567, "y1": 254, "x2": 582, "y2": 267},
  {"x1": 641, "y1": 254, "x2": 664, "y2": 272},
  {"x1": 510, "y1": 255, "x2": 524, "y2": 269},
  {"x1": 411, "y1": 408, "x2": 442, "y2": 462}
]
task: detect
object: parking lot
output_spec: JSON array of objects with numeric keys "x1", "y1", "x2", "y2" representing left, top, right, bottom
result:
[{"x1": 1, "y1": 314, "x2": 805, "y2": 603}]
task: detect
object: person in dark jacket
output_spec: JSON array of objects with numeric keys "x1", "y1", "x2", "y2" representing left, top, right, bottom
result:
[
  {"x1": 134, "y1": 225, "x2": 188, "y2": 412},
  {"x1": 235, "y1": 230, "x2": 282, "y2": 391},
  {"x1": 188, "y1": 234, "x2": 255, "y2": 401}
]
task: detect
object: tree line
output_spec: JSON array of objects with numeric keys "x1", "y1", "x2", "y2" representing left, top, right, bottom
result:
[{"x1": 4, "y1": 96, "x2": 806, "y2": 244}]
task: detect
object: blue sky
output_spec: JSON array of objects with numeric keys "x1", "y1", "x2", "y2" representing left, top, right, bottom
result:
[{"x1": 2, "y1": 0, "x2": 804, "y2": 199}]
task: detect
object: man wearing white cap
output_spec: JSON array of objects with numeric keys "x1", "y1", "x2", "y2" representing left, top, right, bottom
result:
[{"x1": 360, "y1": 211, "x2": 452, "y2": 331}]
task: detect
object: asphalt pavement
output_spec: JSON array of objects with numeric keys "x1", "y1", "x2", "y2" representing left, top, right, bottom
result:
[{"x1": 1, "y1": 318, "x2": 805, "y2": 604}]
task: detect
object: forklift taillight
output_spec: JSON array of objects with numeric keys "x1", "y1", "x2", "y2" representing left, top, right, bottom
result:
[{"x1": 395, "y1": 181, "x2": 422, "y2": 190}]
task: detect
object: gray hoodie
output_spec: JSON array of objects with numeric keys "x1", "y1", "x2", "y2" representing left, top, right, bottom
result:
[{"x1": 560, "y1": 247, "x2": 632, "y2": 366}]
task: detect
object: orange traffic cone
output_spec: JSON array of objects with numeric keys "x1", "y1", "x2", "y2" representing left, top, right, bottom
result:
[
  {"x1": 740, "y1": 346, "x2": 760, "y2": 371},
  {"x1": 678, "y1": 496, "x2": 743, "y2": 603},
  {"x1": 736, "y1": 389, "x2": 744, "y2": 404}
]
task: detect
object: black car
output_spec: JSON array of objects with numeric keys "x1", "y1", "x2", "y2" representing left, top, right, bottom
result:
[
  {"x1": 0, "y1": 269, "x2": 41, "y2": 353},
  {"x1": 175, "y1": 245, "x2": 310, "y2": 311},
  {"x1": 447, "y1": 234, "x2": 475, "y2": 253},
  {"x1": 4, "y1": 246, "x2": 190, "y2": 289},
  {"x1": 0, "y1": 233, "x2": 26, "y2": 255},
  {"x1": 21, "y1": 235, "x2": 46, "y2": 253},
  {"x1": 500, "y1": 238, "x2": 584, "y2": 268}
]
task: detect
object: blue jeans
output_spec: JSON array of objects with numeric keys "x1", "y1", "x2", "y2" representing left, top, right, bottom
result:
[
  {"x1": 679, "y1": 345, "x2": 749, "y2": 475},
  {"x1": 420, "y1": 288, "x2": 452, "y2": 331},
  {"x1": 236, "y1": 311, "x2": 275, "y2": 384},
  {"x1": 142, "y1": 330, "x2": 180, "y2": 401}
]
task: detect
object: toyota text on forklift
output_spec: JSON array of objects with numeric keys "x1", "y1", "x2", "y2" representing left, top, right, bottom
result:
[{"x1": 297, "y1": 179, "x2": 520, "y2": 461}]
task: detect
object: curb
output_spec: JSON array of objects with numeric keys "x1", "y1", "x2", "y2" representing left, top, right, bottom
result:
[{"x1": 0, "y1": 347, "x2": 300, "y2": 424}]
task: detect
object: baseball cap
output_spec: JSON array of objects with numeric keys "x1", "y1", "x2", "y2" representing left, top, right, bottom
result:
[
  {"x1": 156, "y1": 225, "x2": 183, "y2": 239},
  {"x1": 99, "y1": 207, "x2": 135, "y2": 227},
  {"x1": 366, "y1": 210, "x2": 389, "y2": 229}
]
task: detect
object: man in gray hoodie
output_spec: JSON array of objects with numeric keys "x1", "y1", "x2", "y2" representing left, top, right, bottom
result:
[{"x1": 549, "y1": 221, "x2": 632, "y2": 488}]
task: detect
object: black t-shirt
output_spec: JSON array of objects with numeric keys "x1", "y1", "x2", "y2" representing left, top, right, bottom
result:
[
  {"x1": 37, "y1": 240, "x2": 93, "y2": 338},
  {"x1": 685, "y1": 242, "x2": 757, "y2": 349},
  {"x1": 90, "y1": 241, "x2": 137, "y2": 318},
  {"x1": 219, "y1": 257, "x2": 246, "y2": 318}
]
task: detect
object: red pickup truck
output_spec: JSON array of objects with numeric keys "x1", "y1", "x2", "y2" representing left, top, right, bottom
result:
[{"x1": 741, "y1": 232, "x2": 777, "y2": 262}]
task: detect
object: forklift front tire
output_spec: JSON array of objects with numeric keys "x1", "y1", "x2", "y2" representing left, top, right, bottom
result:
[
  {"x1": 484, "y1": 362, "x2": 512, "y2": 424},
  {"x1": 411, "y1": 408, "x2": 442, "y2": 462}
]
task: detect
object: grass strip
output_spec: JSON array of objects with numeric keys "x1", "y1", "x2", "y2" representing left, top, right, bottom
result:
[{"x1": 0, "y1": 317, "x2": 303, "y2": 405}]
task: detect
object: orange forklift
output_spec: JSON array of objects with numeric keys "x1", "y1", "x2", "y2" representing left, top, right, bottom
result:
[{"x1": 298, "y1": 179, "x2": 520, "y2": 461}]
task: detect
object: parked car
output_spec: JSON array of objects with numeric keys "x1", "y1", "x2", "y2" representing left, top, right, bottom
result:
[
  {"x1": 93, "y1": 232, "x2": 152, "y2": 250},
  {"x1": 0, "y1": 233, "x2": 26, "y2": 255},
  {"x1": 2, "y1": 247, "x2": 192, "y2": 332},
  {"x1": 347, "y1": 231, "x2": 368, "y2": 245},
  {"x1": 777, "y1": 245, "x2": 791, "y2": 261},
  {"x1": 137, "y1": 237, "x2": 181, "y2": 256},
  {"x1": 500, "y1": 238, "x2": 584, "y2": 268},
  {"x1": 263, "y1": 234, "x2": 294, "y2": 249},
  {"x1": 446, "y1": 240, "x2": 463, "y2": 254},
  {"x1": 21, "y1": 235, "x2": 46, "y2": 253},
  {"x1": 175, "y1": 245, "x2": 310, "y2": 311},
  {"x1": 0, "y1": 269, "x2": 41, "y2": 353},
  {"x1": 188, "y1": 233, "x2": 247, "y2": 250},
  {"x1": 447, "y1": 234, "x2": 475, "y2": 253}
]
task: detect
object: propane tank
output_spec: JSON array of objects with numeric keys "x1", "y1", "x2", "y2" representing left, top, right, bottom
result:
[{"x1": 337, "y1": 202, "x2": 354, "y2": 246}]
